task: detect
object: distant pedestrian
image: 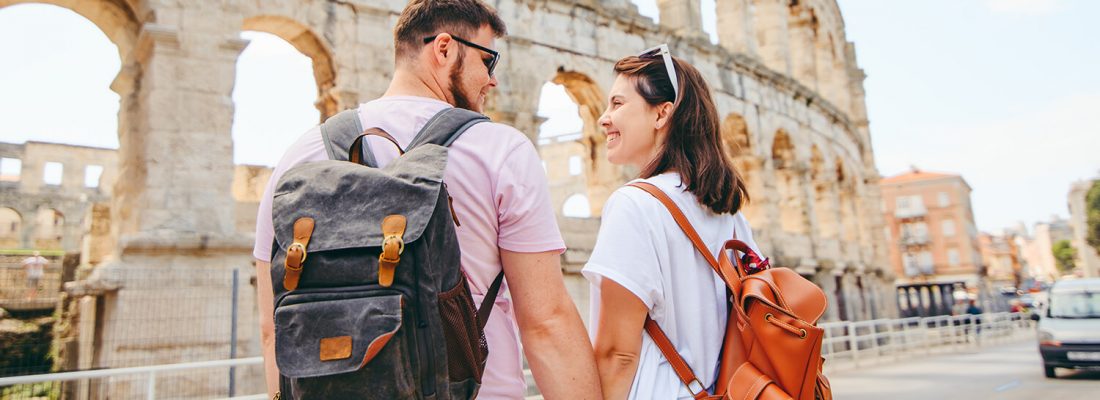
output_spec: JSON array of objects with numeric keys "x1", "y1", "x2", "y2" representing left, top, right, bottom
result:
[
  {"x1": 966, "y1": 299, "x2": 983, "y2": 315},
  {"x1": 21, "y1": 251, "x2": 47, "y2": 300},
  {"x1": 965, "y1": 299, "x2": 983, "y2": 341}
]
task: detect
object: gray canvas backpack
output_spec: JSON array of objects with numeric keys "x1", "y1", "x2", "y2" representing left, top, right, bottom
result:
[{"x1": 270, "y1": 107, "x2": 504, "y2": 399}]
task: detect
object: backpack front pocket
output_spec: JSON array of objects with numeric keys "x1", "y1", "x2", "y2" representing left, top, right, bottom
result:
[{"x1": 274, "y1": 293, "x2": 408, "y2": 380}]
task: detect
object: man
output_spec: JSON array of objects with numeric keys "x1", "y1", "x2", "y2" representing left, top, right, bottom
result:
[
  {"x1": 252, "y1": 1, "x2": 600, "y2": 398},
  {"x1": 22, "y1": 250, "x2": 47, "y2": 300}
]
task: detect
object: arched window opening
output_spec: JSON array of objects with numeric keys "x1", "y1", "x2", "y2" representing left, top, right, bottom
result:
[{"x1": 562, "y1": 194, "x2": 592, "y2": 219}]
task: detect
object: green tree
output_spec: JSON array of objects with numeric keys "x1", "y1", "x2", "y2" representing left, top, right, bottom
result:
[
  {"x1": 1086, "y1": 179, "x2": 1100, "y2": 254},
  {"x1": 1053, "y1": 240, "x2": 1077, "y2": 274}
]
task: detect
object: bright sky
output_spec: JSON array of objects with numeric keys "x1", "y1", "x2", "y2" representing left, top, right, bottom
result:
[{"x1": 1, "y1": 1, "x2": 1096, "y2": 233}]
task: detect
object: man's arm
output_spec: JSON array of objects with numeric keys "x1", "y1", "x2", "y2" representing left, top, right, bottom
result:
[
  {"x1": 254, "y1": 261, "x2": 279, "y2": 397},
  {"x1": 502, "y1": 249, "x2": 601, "y2": 399}
]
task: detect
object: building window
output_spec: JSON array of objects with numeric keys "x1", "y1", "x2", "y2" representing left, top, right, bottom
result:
[
  {"x1": 85, "y1": 165, "x2": 104, "y2": 188},
  {"x1": 948, "y1": 249, "x2": 960, "y2": 266},
  {"x1": 938, "y1": 192, "x2": 950, "y2": 207},
  {"x1": 43, "y1": 162, "x2": 63, "y2": 186},
  {"x1": 896, "y1": 196, "x2": 909, "y2": 209},
  {"x1": 0, "y1": 158, "x2": 20, "y2": 182},
  {"x1": 568, "y1": 156, "x2": 582, "y2": 176},
  {"x1": 941, "y1": 219, "x2": 956, "y2": 236},
  {"x1": 918, "y1": 251, "x2": 934, "y2": 274},
  {"x1": 895, "y1": 195, "x2": 926, "y2": 217}
]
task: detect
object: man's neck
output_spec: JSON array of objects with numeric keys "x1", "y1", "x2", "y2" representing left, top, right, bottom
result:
[{"x1": 383, "y1": 68, "x2": 454, "y2": 105}]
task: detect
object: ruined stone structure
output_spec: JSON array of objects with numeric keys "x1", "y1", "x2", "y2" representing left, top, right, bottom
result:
[
  {"x1": 0, "y1": 141, "x2": 116, "y2": 251},
  {"x1": 1, "y1": 0, "x2": 894, "y2": 396}
]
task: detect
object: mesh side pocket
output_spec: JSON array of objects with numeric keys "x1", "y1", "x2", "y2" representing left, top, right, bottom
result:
[{"x1": 438, "y1": 278, "x2": 488, "y2": 383}]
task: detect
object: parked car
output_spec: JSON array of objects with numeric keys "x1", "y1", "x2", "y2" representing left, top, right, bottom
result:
[{"x1": 1037, "y1": 278, "x2": 1100, "y2": 378}]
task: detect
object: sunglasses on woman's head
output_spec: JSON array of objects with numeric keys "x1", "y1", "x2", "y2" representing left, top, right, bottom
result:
[
  {"x1": 638, "y1": 44, "x2": 679, "y2": 102},
  {"x1": 423, "y1": 34, "x2": 500, "y2": 77}
]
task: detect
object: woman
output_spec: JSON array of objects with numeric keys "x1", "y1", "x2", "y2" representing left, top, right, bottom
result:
[{"x1": 582, "y1": 44, "x2": 762, "y2": 399}]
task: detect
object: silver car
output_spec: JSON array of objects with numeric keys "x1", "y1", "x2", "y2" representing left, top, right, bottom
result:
[{"x1": 1037, "y1": 278, "x2": 1100, "y2": 378}]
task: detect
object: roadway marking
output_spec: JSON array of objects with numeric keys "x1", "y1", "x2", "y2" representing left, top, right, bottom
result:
[{"x1": 994, "y1": 380, "x2": 1021, "y2": 392}]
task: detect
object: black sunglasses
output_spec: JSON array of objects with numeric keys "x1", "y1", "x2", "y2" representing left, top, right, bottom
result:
[{"x1": 423, "y1": 34, "x2": 500, "y2": 77}]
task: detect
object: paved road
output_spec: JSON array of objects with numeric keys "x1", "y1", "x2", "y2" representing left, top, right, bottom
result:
[{"x1": 829, "y1": 339, "x2": 1100, "y2": 399}]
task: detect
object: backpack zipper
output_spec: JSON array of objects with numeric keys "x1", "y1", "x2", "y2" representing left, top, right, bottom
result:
[{"x1": 409, "y1": 248, "x2": 435, "y2": 397}]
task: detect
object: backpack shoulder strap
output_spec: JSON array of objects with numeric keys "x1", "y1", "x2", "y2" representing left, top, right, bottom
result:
[
  {"x1": 627, "y1": 182, "x2": 740, "y2": 286},
  {"x1": 407, "y1": 108, "x2": 490, "y2": 149},
  {"x1": 320, "y1": 108, "x2": 378, "y2": 165},
  {"x1": 628, "y1": 182, "x2": 741, "y2": 400}
]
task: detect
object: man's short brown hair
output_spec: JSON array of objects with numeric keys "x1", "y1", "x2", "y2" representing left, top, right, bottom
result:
[{"x1": 394, "y1": 0, "x2": 507, "y2": 63}]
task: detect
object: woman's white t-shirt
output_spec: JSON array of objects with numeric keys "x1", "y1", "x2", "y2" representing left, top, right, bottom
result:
[{"x1": 582, "y1": 172, "x2": 762, "y2": 400}]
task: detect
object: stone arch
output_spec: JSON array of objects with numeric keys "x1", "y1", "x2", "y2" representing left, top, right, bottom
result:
[
  {"x1": 242, "y1": 15, "x2": 338, "y2": 119},
  {"x1": 810, "y1": 145, "x2": 838, "y2": 239},
  {"x1": 0, "y1": 0, "x2": 140, "y2": 59},
  {"x1": 550, "y1": 70, "x2": 618, "y2": 217},
  {"x1": 0, "y1": 207, "x2": 22, "y2": 248},
  {"x1": 722, "y1": 113, "x2": 764, "y2": 223},
  {"x1": 771, "y1": 129, "x2": 808, "y2": 234},
  {"x1": 836, "y1": 158, "x2": 859, "y2": 245},
  {"x1": 561, "y1": 193, "x2": 592, "y2": 219},
  {"x1": 33, "y1": 207, "x2": 64, "y2": 249}
]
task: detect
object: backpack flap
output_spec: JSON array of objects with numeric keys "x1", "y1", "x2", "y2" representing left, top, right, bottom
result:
[
  {"x1": 275, "y1": 293, "x2": 404, "y2": 378},
  {"x1": 272, "y1": 144, "x2": 448, "y2": 256}
]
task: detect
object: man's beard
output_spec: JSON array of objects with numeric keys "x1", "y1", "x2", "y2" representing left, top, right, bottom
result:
[{"x1": 448, "y1": 61, "x2": 478, "y2": 112}]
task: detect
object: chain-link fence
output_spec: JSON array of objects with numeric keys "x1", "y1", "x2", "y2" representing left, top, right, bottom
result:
[{"x1": 0, "y1": 254, "x2": 264, "y2": 400}]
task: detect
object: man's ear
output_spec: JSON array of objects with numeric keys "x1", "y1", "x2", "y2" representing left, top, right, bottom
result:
[
  {"x1": 654, "y1": 102, "x2": 674, "y2": 130},
  {"x1": 427, "y1": 33, "x2": 456, "y2": 67}
]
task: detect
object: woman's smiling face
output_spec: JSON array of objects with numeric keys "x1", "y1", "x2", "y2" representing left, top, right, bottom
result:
[{"x1": 599, "y1": 74, "x2": 664, "y2": 169}]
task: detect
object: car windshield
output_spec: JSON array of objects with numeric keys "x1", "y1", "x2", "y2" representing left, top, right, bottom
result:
[{"x1": 1049, "y1": 291, "x2": 1100, "y2": 318}]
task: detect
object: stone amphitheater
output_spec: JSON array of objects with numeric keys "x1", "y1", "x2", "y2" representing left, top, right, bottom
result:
[{"x1": 0, "y1": 0, "x2": 895, "y2": 397}]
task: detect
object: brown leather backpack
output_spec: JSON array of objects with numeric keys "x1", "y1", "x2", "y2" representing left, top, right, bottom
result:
[{"x1": 630, "y1": 183, "x2": 832, "y2": 400}]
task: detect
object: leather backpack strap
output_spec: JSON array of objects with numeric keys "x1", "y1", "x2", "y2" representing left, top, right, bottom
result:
[
  {"x1": 477, "y1": 271, "x2": 504, "y2": 330},
  {"x1": 644, "y1": 316, "x2": 712, "y2": 399},
  {"x1": 627, "y1": 182, "x2": 740, "y2": 289},
  {"x1": 629, "y1": 182, "x2": 740, "y2": 399}
]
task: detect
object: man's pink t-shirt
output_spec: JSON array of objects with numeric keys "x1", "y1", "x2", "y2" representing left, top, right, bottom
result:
[{"x1": 253, "y1": 96, "x2": 565, "y2": 399}]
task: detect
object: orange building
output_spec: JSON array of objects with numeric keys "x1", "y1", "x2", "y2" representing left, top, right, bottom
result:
[{"x1": 880, "y1": 168, "x2": 983, "y2": 286}]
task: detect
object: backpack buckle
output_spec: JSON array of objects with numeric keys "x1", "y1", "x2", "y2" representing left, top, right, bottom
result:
[
  {"x1": 378, "y1": 215, "x2": 407, "y2": 287},
  {"x1": 283, "y1": 217, "x2": 315, "y2": 291},
  {"x1": 286, "y1": 242, "x2": 308, "y2": 270},
  {"x1": 380, "y1": 235, "x2": 405, "y2": 261}
]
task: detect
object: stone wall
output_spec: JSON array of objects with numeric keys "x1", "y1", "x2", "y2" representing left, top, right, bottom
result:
[{"x1": 0, "y1": 142, "x2": 115, "y2": 251}]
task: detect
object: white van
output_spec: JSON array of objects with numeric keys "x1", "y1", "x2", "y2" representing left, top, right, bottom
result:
[{"x1": 1037, "y1": 278, "x2": 1100, "y2": 378}]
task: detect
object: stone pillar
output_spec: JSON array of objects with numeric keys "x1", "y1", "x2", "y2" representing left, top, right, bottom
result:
[
  {"x1": 657, "y1": 0, "x2": 707, "y2": 40},
  {"x1": 752, "y1": 0, "x2": 792, "y2": 76},
  {"x1": 816, "y1": 269, "x2": 840, "y2": 322},
  {"x1": 80, "y1": 203, "x2": 113, "y2": 269},
  {"x1": 787, "y1": 7, "x2": 818, "y2": 89},
  {"x1": 717, "y1": 0, "x2": 756, "y2": 55},
  {"x1": 942, "y1": 284, "x2": 955, "y2": 315},
  {"x1": 898, "y1": 287, "x2": 909, "y2": 317},
  {"x1": 20, "y1": 206, "x2": 37, "y2": 249},
  {"x1": 72, "y1": 19, "x2": 259, "y2": 398}
]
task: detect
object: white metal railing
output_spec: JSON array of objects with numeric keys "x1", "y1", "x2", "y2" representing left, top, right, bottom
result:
[
  {"x1": 1, "y1": 313, "x2": 1034, "y2": 399},
  {"x1": 820, "y1": 311, "x2": 1034, "y2": 370},
  {"x1": 0, "y1": 357, "x2": 263, "y2": 400}
]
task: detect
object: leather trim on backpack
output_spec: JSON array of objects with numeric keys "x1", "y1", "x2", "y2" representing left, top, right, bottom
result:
[
  {"x1": 284, "y1": 217, "x2": 315, "y2": 291},
  {"x1": 378, "y1": 215, "x2": 407, "y2": 287},
  {"x1": 319, "y1": 336, "x2": 353, "y2": 361},
  {"x1": 360, "y1": 327, "x2": 400, "y2": 368}
]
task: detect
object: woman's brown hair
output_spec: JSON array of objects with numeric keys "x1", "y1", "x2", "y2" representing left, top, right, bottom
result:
[{"x1": 613, "y1": 53, "x2": 750, "y2": 215}]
